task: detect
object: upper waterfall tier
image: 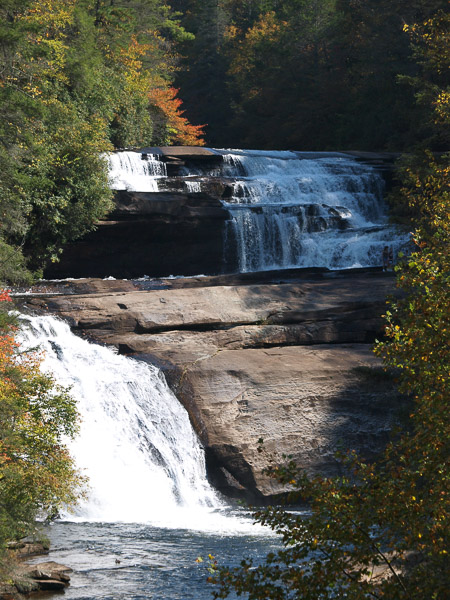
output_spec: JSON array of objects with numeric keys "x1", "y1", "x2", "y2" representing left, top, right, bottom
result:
[
  {"x1": 106, "y1": 148, "x2": 409, "y2": 273},
  {"x1": 108, "y1": 151, "x2": 167, "y2": 192}
]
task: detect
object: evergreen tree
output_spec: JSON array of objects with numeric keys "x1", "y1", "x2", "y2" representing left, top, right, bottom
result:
[{"x1": 173, "y1": 0, "x2": 233, "y2": 146}]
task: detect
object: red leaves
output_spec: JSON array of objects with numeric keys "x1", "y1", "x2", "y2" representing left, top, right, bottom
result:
[{"x1": 0, "y1": 290, "x2": 12, "y2": 303}]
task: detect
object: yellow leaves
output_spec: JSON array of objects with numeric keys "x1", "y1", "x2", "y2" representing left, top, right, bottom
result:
[
  {"x1": 24, "y1": 85, "x2": 43, "y2": 98},
  {"x1": 434, "y1": 90, "x2": 450, "y2": 124},
  {"x1": 23, "y1": 0, "x2": 76, "y2": 33},
  {"x1": 246, "y1": 11, "x2": 284, "y2": 45},
  {"x1": 119, "y1": 35, "x2": 150, "y2": 66},
  {"x1": 224, "y1": 24, "x2": 239, "y2": 42},
  {"x1": 15, "y1": 0, "x2": 75, "y2": 90}
]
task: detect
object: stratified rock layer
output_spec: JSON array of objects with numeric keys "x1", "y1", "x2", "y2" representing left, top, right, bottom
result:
[
  {"x1": 22, "y1": 269, "x2": 404, "y2": 501},
  {"x1": 43, "y1": 149, "x2": 399, "y2": 280},
  {"x1": 44, "y1": 190, "x2": 230, "y2": 279}
]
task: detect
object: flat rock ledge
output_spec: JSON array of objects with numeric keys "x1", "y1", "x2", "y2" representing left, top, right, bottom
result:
[
  {"x1": 1, "y1": 543, "x2": 71, "y2": 600},
  {"x1": 20, "y1": 269, "x2": 406, "y2": 502}
]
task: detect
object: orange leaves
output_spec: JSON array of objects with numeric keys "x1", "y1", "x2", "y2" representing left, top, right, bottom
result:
[
  {"x1": 0, "y1": 290, "x2": 17, "y2": 368},
  {"x1": 0, "y1": 290, "x2": 11, "y2": 303},
  {"x1": 148, "y1": 86, "x2": 205, "y2": 146},
  {"x1": 106, "y1": 26, "x2": 205, "y2": 147}
]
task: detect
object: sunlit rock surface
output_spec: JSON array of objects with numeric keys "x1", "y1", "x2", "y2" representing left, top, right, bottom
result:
[{"x1": 23, "y1": 269, "x2": 405, "y2": 501}]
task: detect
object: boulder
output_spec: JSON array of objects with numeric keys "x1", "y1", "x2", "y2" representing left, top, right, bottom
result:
[{"x1": 15, "y1": 542, "x2": 49, "y2": 559}]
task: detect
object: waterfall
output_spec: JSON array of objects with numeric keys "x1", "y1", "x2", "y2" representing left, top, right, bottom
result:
[
  {"x1": 107, "y1": 151, "x2": 166, "y2": 192},
  {"x1": 107, "y1": 148, "x2": 409, "y2": 273},
  {"x1": 218, "y1": 150, "x2": 406, "y2": 272},
  {"x1": 17, "y1": 314, "x2": 222, "y2": 527}
]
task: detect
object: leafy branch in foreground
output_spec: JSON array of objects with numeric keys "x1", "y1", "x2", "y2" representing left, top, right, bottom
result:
[{"x1": 0, "y1": 291, "x2": 85, "y2": 574}]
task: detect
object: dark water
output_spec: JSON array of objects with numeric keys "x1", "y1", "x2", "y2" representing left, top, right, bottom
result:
[{"x1": 32, "y1": 516, "x2": 279, "y2": 600}]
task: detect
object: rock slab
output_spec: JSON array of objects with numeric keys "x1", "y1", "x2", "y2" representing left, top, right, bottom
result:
[{"x1": 22, "y1": 270, "x2": 405, "y2": 501}]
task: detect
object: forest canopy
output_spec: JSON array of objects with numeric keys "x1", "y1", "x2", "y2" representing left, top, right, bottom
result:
[
  {"x1": 173, "y1": 0, "x2": 449, "y2": 150},
  {"x1": 0, "y1": 0, "x2": 204, "y2": 284}
]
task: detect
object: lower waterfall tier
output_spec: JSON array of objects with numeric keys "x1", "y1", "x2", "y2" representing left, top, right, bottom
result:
[{"x1": 18, "y1": 314, "x2": 222, "y2": 526}]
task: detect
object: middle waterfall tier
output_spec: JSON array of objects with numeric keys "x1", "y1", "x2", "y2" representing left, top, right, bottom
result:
[{"x1": 107, "y1": 149, "x2": 408, "y2": 273}]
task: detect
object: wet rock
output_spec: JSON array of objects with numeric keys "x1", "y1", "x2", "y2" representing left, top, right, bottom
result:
[
  {"x1": 18, "y1": 561, "x2": 72, "y2": 593},
  {"x1": 15, "y1": 543, "x2": 49, "y2": 559}
]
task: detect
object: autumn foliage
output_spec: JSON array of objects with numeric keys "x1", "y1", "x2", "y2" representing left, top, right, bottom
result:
[
  {"x1": 149, "y1": 86, "x2": 205, "y2": 145},
  {"x1": 0, "y1": 291, "x2": 83, "y2": 566}
]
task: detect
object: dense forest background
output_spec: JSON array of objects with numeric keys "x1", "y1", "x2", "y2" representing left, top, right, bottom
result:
[
  {"x1": 0, "y1": 0, "x2": 448, "y2": 281},
  {"x1": 173, "y1": 0, "x2": 448, "y2": 150}
]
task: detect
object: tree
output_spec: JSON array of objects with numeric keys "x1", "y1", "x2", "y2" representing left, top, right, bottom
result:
[
  {"x1": 0, "y1": 291, "x2": 84, "y2": 570},
  {"x1": 208, "y1": 10, "x2": 449, "y2": 599},
  {"x1": 0, "y1": 0, "x2": 203, "y2": 283},
  {"x1": 148, "y1": 86, "x2": 205, "y2": 145},
  {"x1": 0, "y1": 0, "x2": 113, "y2": 276},
  {"x1": 173, "y1": 0, "x2": 447, "y2": 150},
  {"x1": 223, "y1": 1, "x2": 341, "y2": 149},
  {"x1": 173, "y1": 0, "x2": 234, "y2": 146}
]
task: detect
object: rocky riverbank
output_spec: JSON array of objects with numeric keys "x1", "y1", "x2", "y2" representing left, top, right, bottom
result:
[
  {"x1": 0, "y1": 542, "x2": 72, "y2": 600},
  {"x1": 19, "y1": 268, "x2": 406, "y2": 502}
]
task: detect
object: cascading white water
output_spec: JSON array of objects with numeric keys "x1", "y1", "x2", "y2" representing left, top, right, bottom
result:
[
  {"x1": 218, "y1": 150, "x2": 408, "y2": 271},
  {"x1": 107, "y1": 151, "x2": 166, "y2": 192},
  {"x1": 184, "y1": 180, "x2": 202, "y2": 193},
  {"x1": 17, "y1": 314, "x2": 225, "y2": 529},
  {"x1": 107, "y1": 148, "x2": 410, "y2": 273}
]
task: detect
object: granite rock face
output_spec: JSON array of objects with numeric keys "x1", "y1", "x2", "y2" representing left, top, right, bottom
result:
[{"x1": 23, "y1": 270, "x2": 404, "y2": 501}]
